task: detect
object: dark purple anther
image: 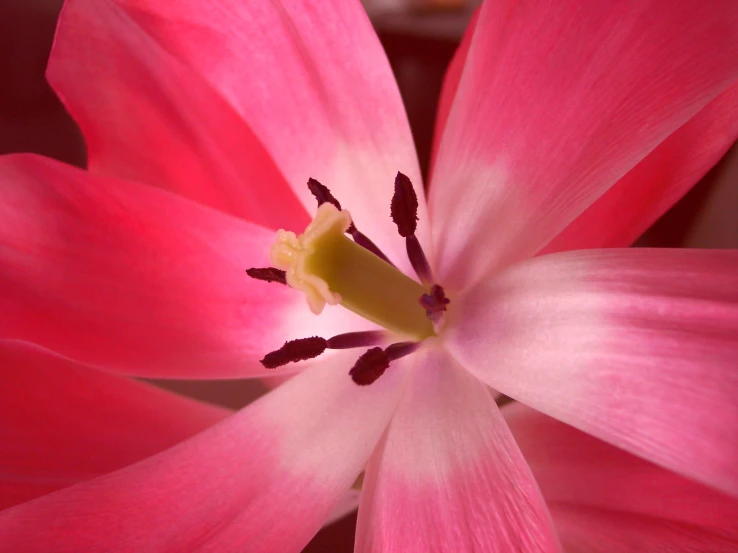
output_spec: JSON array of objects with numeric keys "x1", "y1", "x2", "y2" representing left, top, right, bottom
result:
[
  {"x1": 261, "y1": 337, "x2": 327, "y2": 368},
  {"x1": 246, "y1": 267, "x2": 287, "y2": 285},
  {"x1": 349, "y1": 347, "x2": 391, "y2": 386},
  {"x1": 419, "y1": 284, "x2": 450, "y2": 323},
  {"x1": 349, "y1": 341, "x2": 420, "y2": 386},
  {"x1": 307, "y1": 178, "x2": 342, "y2": 211},
  {"x1": 390, "y1": 172, "x2": 418, "y2": 238},
  {"x1": 261, "y1": 331, "x2": 387, "y2": 369},
  {"x1": 391, "y1": 172, "x2": 433, "y2": 284},
  {"x1": 307, "y1": 177, "x2": 395, "y2": 266}
]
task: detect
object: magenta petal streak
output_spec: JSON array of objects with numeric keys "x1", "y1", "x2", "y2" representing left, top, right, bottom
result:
[
  {"x1": 430, "y1": 0, "x2": 738, "y2": 288},
  {"x1": 446, "y1": 249, "x2": 738, "y2": 497},
  {"x1": 429, "y1": 8, "x2": 478, "y2": 179},
  {"x1": 0, "y1": 154, "x2": 366, "y2": 379},
  {"x1": 540, "y1": 84, "x2": 738, "y2": 254},
  {"x1": 105, "y1": 0, "x2": 426, "y2": 266},
  {"x1": 0, "y1": 353, "x2": 408, "y2": 553},
  {"x1": 0, "y1": 340, "x2": 228, "y2": 510},
  {"x1": 355, "y1": 347, "x2": 561, "y2": 553},
  {"x1": 49, "y1": 0, "x2": 308, "y2": 231},
  {"x1": 505, "y1": 404, "x2": 738, "y2": 552},
  {"x1": 434, "y1": 14, "x2": 738, "y2": 258}
]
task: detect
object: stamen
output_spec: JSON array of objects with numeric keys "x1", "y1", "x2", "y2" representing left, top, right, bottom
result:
[
  {"x1": 419, "y1": 284, "x2": 450, "y2": 323},
  {"x1": 263, "y1": 173, "x2": 448, "y2": 380},
  {"x1": 307, "y1": 178, "x2": 343, "y2": 211},
  {"x1": 261, "y1": 337, "x2": 327, "y2": 369},
  {"x1": 349, "y1": 341, "x2": 420, "y2": 386},
  {"x1": 261, "y1": 331, "x2": 387, "y2": 369},
  {"x1": 406, "y1": 235, "x2": 433, "y2": 284},
  {"x1": 308, "y1": 178, "x2": 394, "y2": 266},
  {"x1": 385, "y1": 341, "x2": 420, "y2": 361},
  {"x1": 390, "y1": 172, "x2": 418, "y2": 238},
  {"x1": 245, "y1": 267, "x2": 287, "y2": 285},
  {"x1": 326, "y1": 330, "x2": 386, "y2": 349},
  {"x1": 391, "y1": 172, "x2": 433, "y2": 284},
  {"x1": 350, "y1": 231, "x2": 394, "y2": 266},
  {"x1": 349, "y1": 347, "x2": 390, "y2": 386}
]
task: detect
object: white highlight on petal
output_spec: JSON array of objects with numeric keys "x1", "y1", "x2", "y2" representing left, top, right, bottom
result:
[
  {"x1": 443, "y1": 252, "x2": 608, "y2": 413},
  {"x1": 322, "y1": 142, "x2": 428, "y2": 274},
  {"x1": 431, "y1": 159, "x2": 517, "y2": 287},
  {"x1": 375, "y1": 344, "x2": 496, "y2": 482},
  {"x1": 265, "y1": 352, "x2": 410, "y2": 484}
]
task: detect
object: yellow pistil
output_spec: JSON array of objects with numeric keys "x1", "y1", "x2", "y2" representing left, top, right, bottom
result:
[{"x1": 270, "y1": 204, "x2": 434, "y2": 340}]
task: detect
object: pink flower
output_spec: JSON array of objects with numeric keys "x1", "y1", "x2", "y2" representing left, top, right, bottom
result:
[{"x1": 0, "y1": 0, "x2": 737, "y2": 551}]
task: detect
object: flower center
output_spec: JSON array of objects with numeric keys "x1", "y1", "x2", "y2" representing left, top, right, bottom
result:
[
  {"x1": 271, "y1": 203, "x2": 434, "y2": 340},
  {"x1": 247, "y1": 172, "x2": 450, "y2": 385}
]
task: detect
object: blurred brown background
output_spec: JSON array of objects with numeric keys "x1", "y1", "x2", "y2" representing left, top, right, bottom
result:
[{"x1": 1, "y1": 0, "x2": 736, "y2": 550}]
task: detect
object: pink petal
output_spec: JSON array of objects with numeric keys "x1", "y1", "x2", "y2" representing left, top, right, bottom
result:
[
  {"x1": 0, "y1": 353, "x2": 408, "y2": 552},
  {"x1": 505, "y1": 404, "x2": 738, "y2": 552},
  {"x1": 445, "y1": 249, "x2": 738, "y2": 497},
  {"x1": 325, "y1": 489, "x2": 361, "y2": 526},
  {"x1": 540, "y1": 84, "x2": 738, "y2": 254},
  {"x1": 506, "y1": 404, "x2": 738, "y2": 527},
  {"x1": 554, "y1": 507, "x2": 738, "y2": 553},
  {"x1": 354, "y1": 347, "x2": 561, "y2": 553},
  {"x1": 0, "y1": 154, "x2": 364, "y2": 378},
  {"x1": 429, "y1": 0, "x2": 738, "y2": 288},
  {"x1": 49, "y1": 0, "x2": 307, "y2": 231},
  {"x1": 0, "y1": 340, "x2": 228, "y2": 510},
  {"x1": 107, "y1": 0, "x2": 424, "y2": 264},
  {"x1": 429, "y1": 9, "x2": 479, "y2": 179}
]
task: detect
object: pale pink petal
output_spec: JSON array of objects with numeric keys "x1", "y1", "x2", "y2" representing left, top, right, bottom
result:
[
  {"x1": 0, "y1": 340, "x2": 228, "y2": 509},
  {"x1": 49, "y1": 0, "x2": 307, "y2": 231},
  {"x1": 553, "y1": 507, "x2": 738, "y2": 553},
  {"x1": 354, "y1": 347, "x2": 561, "y2": 553},
  {"x1": 0, "y1": 154, "x2": 365, "y2": 378},
  {"x1": 540, "y1": 84, "x2": 738, "y2": 254},
  {"x1": 0, "y1": 353, "x2": 408, "y2": 552},
  {"x1": 445, "y1": 249, "x2": 738, "y2": 497},
  {"x1": 506, "y1": 404, "x2": 738, "y2": 552},
  {"x1": 429, "y1": 9, "x2": 479, "y2": 178},
  {"x1": 430, "y1": 0, "x2": 738, "y2": 288},
  {"x1": 109, "y1": 0, "x2": 424, "y2": 265},
  {"x1": 505, "y1": 404, "x2": 738, "y2": 527},
  {"x1": 434, "y1": 23, "x2": 738, "y2": 258},
  {"x1": 325, "y1": 489, "x2": 361, "y2": 526}
]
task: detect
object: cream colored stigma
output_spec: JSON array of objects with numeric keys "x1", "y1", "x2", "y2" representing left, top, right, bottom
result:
[
  {"x1": 270, "y1": 204, "x2": 350, "y2": 314},
  {"x1": 269, "y1": 204, "x2": 434, "y2": 340}
]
